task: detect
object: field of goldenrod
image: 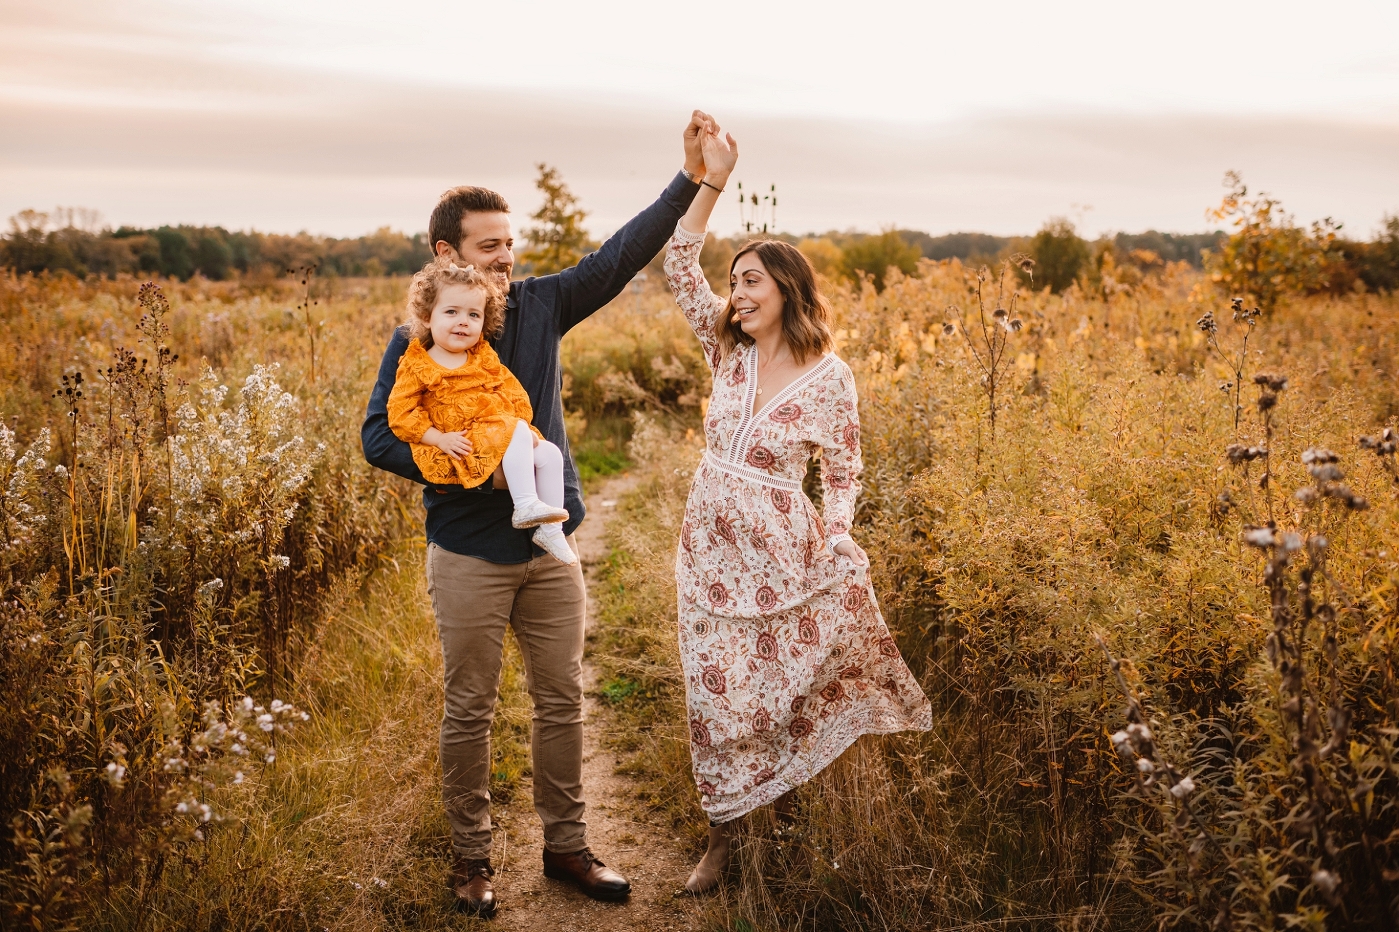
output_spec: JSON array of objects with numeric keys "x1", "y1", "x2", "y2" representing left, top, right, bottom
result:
[{"x1": 1, "y1": 257, "x2": 1396, "y2": 930}]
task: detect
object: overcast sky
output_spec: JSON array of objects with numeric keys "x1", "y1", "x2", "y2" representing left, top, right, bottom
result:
[{"x1": 3, "y1": 0, "x2": 1398, "y2": 238}]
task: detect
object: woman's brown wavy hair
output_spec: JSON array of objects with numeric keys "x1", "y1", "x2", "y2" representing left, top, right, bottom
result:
[
  {"x1": 404, "y1": 256, "x2": 507, "y2": 350},
  {"x1": 717, "y1": 240, "x2": 833, "y2": 364}
]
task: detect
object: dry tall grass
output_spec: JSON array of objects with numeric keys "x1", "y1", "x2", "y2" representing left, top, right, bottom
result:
[
  {"x1": 591, "y1": 260, "x2": 1399, "y2": 930},
  {"x1": 0, "y1": 271, "x2": 543, "y2": 929},
  {"x1": 4, "y1": 260, "x2": 1396, "y2": 930}
]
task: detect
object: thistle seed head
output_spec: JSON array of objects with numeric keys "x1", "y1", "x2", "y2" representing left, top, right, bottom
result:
[
  {"x1": 1311, "y1": 869, "x2": 1340, "y2": 898},
  {"x1": 1226, "y1": 443, "x2": 1267, "y2": 464},
  {"x1": 1243, "y1": 526, "x2": 1275, "y2": 548},
  {"x1": 1169, "y1": 775, "x2": 1196, "y2": 799},
  {"x1": 1359, "y1": 428, "x2": 1397, "y2": 456},
  {"x1": 1309, "y1": 463, "x2": 1344, "y2": 483}
]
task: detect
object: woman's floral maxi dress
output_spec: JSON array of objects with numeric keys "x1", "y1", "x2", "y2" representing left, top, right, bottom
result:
[{"x1": 664, "y1": 223, "x2": 932, "y2": 823}]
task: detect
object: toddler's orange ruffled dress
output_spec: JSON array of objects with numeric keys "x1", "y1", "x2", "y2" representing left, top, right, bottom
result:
[{"x1": 386, "y1": 339, "x2": 542, "y2": 487}]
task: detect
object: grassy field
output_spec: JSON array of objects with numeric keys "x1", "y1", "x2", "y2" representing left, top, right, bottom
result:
[
  {"x1": 2, "y1": 257, "x2": 1397, "y2": 930},
  {"x1": 590, "y1": 261, "x2": 1399, "y2": 930}
]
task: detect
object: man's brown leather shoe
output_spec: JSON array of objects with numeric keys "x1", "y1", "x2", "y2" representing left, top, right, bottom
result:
[
  {"x1": 542, "y1": 847, "x2": 631, "y2": 902},
  {"x1": 450, "y1": 858, "x2": 496, "y2": 917}
]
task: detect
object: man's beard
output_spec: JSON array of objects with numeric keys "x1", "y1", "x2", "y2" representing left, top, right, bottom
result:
[{"x1": 488, "y1": 263, "x2": 511, "y2": 284}]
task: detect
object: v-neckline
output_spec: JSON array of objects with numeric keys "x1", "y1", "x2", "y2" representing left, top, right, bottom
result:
[
  {"x1": 747, "y1": 344, "x2": 832, "y2": 419},
  {"x1": 723, "y1": 346, "x2": 835, "y2": 466}
]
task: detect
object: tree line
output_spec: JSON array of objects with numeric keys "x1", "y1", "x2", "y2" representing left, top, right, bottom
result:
[
  {"x1": 1, "y1": 209, "x2": 429, "y2": 281},
  {"x1": 7, "y1": 168, "x2": 1398, "y2": 307}
]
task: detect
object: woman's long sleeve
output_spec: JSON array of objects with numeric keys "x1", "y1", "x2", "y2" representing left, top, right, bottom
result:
[
  {"x1": 386, "y1": 362, "x2": 432, "y2": 443},
  {"x1": 662, "y1": 222, "x2": 726, "y2": 371},
  {"x1": 818, "y1": 367, "x2": 863, "y2": 553}
]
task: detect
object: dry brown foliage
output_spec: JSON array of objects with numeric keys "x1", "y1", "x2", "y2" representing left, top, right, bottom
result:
[{"x1": 593, "y1": 259, "x2": 1399, "y2": 930}]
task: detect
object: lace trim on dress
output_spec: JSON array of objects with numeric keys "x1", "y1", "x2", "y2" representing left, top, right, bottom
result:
[
  {"x1": 704, "y1": 450, "x2": 803, "y2": 492},
  {"x1": 672, "y1": 221, "x2": 708, "y2": 245},
  {"x1": 725, "y1": 347, "x2": 836, "y2": 466}
]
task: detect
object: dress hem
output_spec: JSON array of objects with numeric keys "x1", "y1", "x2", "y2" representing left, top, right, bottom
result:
[{"x1": 698, "y1": 705, "x2": 932, "y2": 825}]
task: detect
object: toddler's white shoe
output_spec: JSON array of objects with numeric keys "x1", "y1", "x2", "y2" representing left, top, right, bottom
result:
[
  {"x1": 533, "y1": 526, "x2": 578, "y2": 565},
  {"x1": 512, "y1": 499, "x2": 570, "y2": 529}
]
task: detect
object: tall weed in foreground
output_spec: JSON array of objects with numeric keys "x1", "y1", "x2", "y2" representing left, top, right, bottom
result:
[
  {"x1": 0, "y1": 273, "x2": 414, "y2": 927},
  {"x1": 594, "y1": 259, "x2": 1399, "y2": 930}
]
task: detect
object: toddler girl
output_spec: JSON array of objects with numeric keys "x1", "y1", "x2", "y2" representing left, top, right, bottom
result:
[{"x1": 387, "y1": 257, "x2": 576, "y2": 565}]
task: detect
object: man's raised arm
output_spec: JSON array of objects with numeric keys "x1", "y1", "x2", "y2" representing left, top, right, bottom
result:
[
  {"x1": 362, "y1": 327, "x2": 429, "y2": 484},
  {"x1": 551, "y1": 111, "x2": 711, "y2": 334}
]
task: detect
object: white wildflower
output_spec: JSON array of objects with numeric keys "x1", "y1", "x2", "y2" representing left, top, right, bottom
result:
[
  {"x1": 1110, "y1": 730, "x2": 1131, "y2": 750},
  {"x1": 1312, "y1": 869, "x2": 1340, "y2": 896},
  {"x1": 1136, "y1": 758, "x2": 1154, "y2": 773},
  {"x1": 1169, "y1": 776, "x2": 1196, "y2": 799},
  {"x1": 1243, "y1": 527, "x2": 1275, "y2": 548},
  {"x1": 257, "y1": 713, "x2": 274, "y2": 732}
]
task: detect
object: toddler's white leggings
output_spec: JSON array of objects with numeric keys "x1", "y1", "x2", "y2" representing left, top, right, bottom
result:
[{"x1": 500, "y1": 418, "x2": 565, "y2": 512}]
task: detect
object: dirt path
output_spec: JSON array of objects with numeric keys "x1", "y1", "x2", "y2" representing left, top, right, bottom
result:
[{"x1": 487, "y1": 474, "x2": 699, "y2": 931}]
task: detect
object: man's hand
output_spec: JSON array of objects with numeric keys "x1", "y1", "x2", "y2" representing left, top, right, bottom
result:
[
  {"x1": 434, "y1": 431, "x2": 473, "y2": 460},
  {"x1": 684, "y1": 110, "x2": 716, "y2": 180}
]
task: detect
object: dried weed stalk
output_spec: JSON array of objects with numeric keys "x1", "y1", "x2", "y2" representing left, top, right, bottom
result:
[{"x1": 943, "y1": 257, "x2": 1030, "y2": 449}]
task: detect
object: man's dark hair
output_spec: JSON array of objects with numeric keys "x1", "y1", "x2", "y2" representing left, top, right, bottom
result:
[{"x1": 429, "y1": 186, "x2": 511, "y2": 253}]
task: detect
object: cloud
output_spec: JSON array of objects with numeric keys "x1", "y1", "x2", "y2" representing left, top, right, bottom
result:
[{"x1": 2, "y1": 4, "x2": 1397, "y2": 238}]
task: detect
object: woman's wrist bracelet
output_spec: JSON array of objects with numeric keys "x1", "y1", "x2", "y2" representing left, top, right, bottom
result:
[{"x1": 701, "y1": 180, "x2": 725, "y2": 194}]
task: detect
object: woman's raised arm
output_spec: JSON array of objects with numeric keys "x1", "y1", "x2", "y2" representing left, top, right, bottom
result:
[{"x1": 679, "y1": 127, "x2": 738, "y2": 237}]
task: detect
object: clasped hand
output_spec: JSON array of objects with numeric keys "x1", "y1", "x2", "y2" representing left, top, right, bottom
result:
[
  {"x1": 434, "y1": 431, "x2": 473, "y2": 459},
  {"x1": 698, "y1": 119, "x2": 738, "y2": 186}
]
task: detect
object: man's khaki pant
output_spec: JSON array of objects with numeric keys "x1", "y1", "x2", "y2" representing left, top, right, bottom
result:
[{"x1": 425, "y1": 540, "x2": 588, "y2": 861}]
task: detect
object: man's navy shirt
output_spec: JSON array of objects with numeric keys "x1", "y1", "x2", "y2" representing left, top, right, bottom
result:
[{"x1": 361, "y1": 171, "x2": 700, "y2": 564}]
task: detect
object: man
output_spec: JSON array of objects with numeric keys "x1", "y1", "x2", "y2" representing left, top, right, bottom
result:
[{"x1": 362, "y1": 111, "x2": 712, "y2": 917}]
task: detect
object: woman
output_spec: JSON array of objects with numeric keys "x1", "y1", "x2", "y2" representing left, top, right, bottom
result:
[{"x1": 665, "y1": 124, "x2": 932, "y2": 893}]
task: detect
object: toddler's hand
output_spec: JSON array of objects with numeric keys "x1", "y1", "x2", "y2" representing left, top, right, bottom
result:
[{"x1": 435, "y1": 431, "x2": 473, "y2": 459}]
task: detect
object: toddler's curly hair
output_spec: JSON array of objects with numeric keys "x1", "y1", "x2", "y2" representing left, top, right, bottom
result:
[{"x1": 404, "y1": 257, "x2": 507, "y2": 349}]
